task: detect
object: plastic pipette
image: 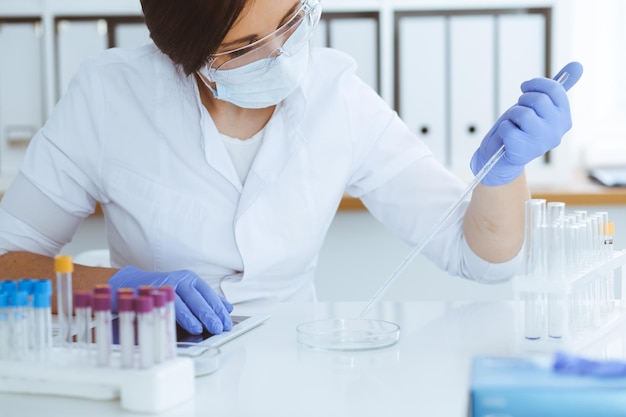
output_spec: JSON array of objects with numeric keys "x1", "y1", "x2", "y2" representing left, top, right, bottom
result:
[{"x1": 358, "y1": 70, "x2": 574, "y2": 320}]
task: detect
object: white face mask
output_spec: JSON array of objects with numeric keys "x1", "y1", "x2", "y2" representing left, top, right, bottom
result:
[{"x1": 198, "y1": 33, "x2": 310, "y2": 109}]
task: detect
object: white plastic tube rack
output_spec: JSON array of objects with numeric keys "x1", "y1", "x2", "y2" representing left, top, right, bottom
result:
[{"x1": 0, "y1": 347, "x2": 195, "y2": 413}]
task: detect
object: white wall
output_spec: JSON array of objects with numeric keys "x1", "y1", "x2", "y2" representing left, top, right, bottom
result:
[{"x1": 554, "y1": 0, "x2": 626, "y2": 169}]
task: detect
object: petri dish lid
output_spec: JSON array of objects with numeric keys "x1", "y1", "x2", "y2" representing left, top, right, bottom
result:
[{"x1": 296, "y1": 318, "x2": 400, "y2": 351}]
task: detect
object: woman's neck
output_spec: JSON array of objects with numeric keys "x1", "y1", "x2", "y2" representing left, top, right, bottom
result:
[{"x1": 195, "y1": 74, "x2": 275, "y2": 139}]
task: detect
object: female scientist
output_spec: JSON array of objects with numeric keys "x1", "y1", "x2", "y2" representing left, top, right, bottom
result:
[{"x1": 0, "y1": 0, "x2": 581, "y2": 335}]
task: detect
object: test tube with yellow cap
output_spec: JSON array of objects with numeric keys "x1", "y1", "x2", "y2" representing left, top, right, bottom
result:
[{"x1": 55, "y1": 254, "x2": 73, "y2": 348}]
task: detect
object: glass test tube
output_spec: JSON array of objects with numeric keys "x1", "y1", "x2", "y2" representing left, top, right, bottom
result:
[
  {"x1": 587, "y1": 216, "x2": 603, "y2": 326},
  {"x1": 94, "y1": 294, "x2": 112, "y2": 367},
  {"x1": 523, "y1": 199, "x2": 546, "y2": 340},
  {"x1": 32, "y1": 280, "x2": 53, "y2": 361},
  {"x1": 159, "y1": 286, "x2": 177, "y2": 360},
  {"x1": 136, "y1": 295, "x2": 154, "y2": 369},
  {"x1": 605, "y1": 221, "x2": 616, "y2": 309},
  {"x1": 546, "y1": 202, "x2": 566, "y2": 339},
  {"x1": 117, "y1": 294, "x2": 136, "y2": 369},
  {"x1": 588, "y1": 216, "x2": 600, "y2": 265},
  {"x1": 598, "y1": 214, "x2": 611, "y2": 255},
  {"x1": 55, "y1": 255, "x2": 74, "y2": 348}
]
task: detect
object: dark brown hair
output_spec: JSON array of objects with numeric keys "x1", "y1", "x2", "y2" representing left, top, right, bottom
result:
[{"x1": 140, "y1": 0, "x2": 248, "y2": 75}]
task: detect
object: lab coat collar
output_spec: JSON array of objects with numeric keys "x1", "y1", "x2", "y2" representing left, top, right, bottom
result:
[
  {"x1": 192, "y1": 76, "x2": 308, "y2": 191},
  {"x1": 235, "y1": 86, "x2": 308, "y2": 218}
]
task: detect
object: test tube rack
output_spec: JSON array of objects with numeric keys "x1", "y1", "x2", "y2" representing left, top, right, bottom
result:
[
  {"x1": 0, "y1": 347, "x2": 195, "y2": 413},
  {"x1": 513, "y1": 249, "x2": 626, "y2": 353}
]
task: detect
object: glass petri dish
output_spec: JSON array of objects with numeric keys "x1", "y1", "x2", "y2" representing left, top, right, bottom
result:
[{"x1": 296, "y1": 318, "x2": 400, "y2": 351}]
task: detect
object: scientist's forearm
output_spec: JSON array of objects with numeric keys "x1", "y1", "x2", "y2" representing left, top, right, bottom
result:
[
  {"x1": 0, "y1": 251, "x2": 118, "y2": 313},
  {"x1": 463, "y1": 173, "x2": 530, "y2": 263}
]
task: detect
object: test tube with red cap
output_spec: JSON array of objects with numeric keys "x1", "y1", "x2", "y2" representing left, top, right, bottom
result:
[
  {"x1": 136, "y1": 295, "x2": 154, "y2": 369},
  {"x1": 151, "y1": 290, "x2": 167, "y2": 364},
  {"x1": 159, "y1": 286, "x2": 177, "y2": 360},
  {"x1": 74, "y1": 291, "x2": 93, "y2": 355},
  {"x1": 94, "y1": 284, "x2": 112, "y2": 296},
  {"x1": 138, "y1": 286, "x2": 154, "y2": 297},
  {"x1": 117, "y1": 294, "x2": 135, "y2": 369},
  {"x1": 94, "y1": 293, "x2": 112, "y2": 367}
]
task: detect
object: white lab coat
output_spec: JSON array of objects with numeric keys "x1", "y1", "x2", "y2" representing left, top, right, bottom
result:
[{"x1": 0, "y1": 44, "x2": 518, "y2": 306}]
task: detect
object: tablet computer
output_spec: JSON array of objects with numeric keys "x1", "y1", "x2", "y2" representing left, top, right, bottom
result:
[
  {"x1": 175, "y1": 314, "x2": 270, "y2": 353},
  {"x1": 111, "y1": 313, "x2": 270, "y2": 355},
  {"x1": 589, "y1": 166, "x2": 626, "y2": 187}
]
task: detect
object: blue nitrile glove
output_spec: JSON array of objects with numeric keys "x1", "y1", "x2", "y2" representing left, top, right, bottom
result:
[
  {"x1": 470, "y1": 61, "x2": 584, "y2": 186},
  {"x1": 553, "y1": 350, "x2": 626, "y2": 377},
  {"x1": 108, "y1": 266, "x2": 233, "y2": 335}
]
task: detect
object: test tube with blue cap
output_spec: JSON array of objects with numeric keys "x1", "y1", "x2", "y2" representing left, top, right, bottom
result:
[
  {"x1": 33, "y1": 279, "x2": 52, "y2": 361},
  {"x1": 0, "y1": 291, "x2": 9, "y2": 359},
  {"x1": 11, "y1": 290, "x2": 29, "y2": 360},
  {"x1": 0, "y1": 280, "x2": 16, "y2": 297},
  {"x1": 18, "y1": 279, "x2": 36, "y2": 351},
  {"x1": 1, "y1": 281, "x2": 17, "y2": 358}
]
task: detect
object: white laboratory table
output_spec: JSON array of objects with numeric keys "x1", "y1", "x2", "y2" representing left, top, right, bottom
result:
[{"x1": 2, "y1": 300, "x2": 625, "y2": 417}]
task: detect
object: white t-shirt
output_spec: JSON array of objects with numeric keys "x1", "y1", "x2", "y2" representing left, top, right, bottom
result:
[
  {"x1": 0, "y1": 44, "x2": 520, "y2": 306},
  {"x1": 221, "y1": 129, "x2": 265, "y2": 184}
]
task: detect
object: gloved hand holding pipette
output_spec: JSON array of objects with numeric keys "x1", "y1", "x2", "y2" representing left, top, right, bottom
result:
[
  {"x1": 108, "y1": 266, "x2": 233, "y2": 335},
  {"x1": 470, "y1": 61, "x2": 584, "y2": 186}
]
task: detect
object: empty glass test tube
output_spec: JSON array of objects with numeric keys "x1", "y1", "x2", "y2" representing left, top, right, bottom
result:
[
  {"x1": 523, "y1": 199, "x2": 546, "y2": 340},
  {"x1": 546, "y1": 202, "x2": 566, "y2": 339}
]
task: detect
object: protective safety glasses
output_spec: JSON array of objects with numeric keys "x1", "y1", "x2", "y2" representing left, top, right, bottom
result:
[{"x1": 206, "y1": 0, "x2": 321, "y2": 73}]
